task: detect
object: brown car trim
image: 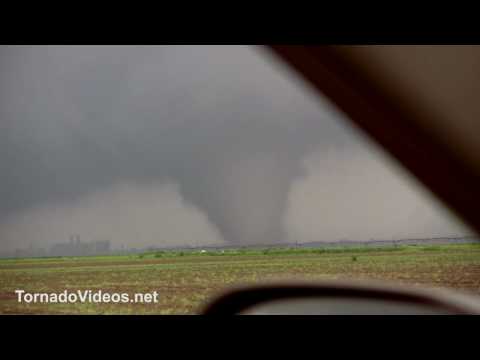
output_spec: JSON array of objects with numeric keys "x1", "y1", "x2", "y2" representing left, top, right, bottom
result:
[{"x1": 267, "y1": 45, "x2": 480, "y2": 235}]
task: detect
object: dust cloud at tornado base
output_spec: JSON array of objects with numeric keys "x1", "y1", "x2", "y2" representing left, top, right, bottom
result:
[{"x1": 0, "y1": 46, "x2": 470, "y2": 252}]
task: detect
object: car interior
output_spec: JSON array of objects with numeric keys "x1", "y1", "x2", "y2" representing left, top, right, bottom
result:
[{"x1": 202, "y1": 45, "x2": 480, "y2": 315}]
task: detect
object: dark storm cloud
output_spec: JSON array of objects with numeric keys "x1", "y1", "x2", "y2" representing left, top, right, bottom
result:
[
  {"x1": 0, "y1": 45, "x2": 470, "y2": 251},
  {"x1": 0, "y1": 45, "x2": 353, "y2": 248}
]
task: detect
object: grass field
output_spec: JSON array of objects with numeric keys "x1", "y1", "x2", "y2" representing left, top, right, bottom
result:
[{"x1": 1, "y1": 243, "x2": 480, "y2": 314}]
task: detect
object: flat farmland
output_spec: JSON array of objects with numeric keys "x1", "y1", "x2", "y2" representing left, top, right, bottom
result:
[{"x1": 1, "y1": 243, "x2": 480, "y2": 314}]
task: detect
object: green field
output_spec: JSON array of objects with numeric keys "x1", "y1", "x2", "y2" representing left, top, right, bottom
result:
[{"x1": 1, "y1": 243, "x2": 480, "y2": 314}]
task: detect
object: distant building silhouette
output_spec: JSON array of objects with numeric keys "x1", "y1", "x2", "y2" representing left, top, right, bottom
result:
[{"x1": 49, "y1": 237, "x2": 110, "y2": 257}]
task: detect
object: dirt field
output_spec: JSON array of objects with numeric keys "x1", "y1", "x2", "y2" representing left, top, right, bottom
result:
[{"x1": 1, "y1": 243, "x2": 480, "y2": 314}]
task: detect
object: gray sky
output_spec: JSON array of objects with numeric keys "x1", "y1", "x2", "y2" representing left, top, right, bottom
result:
[{"x1": 0, "y1": 45, "x2": 471, "y2": 252}]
